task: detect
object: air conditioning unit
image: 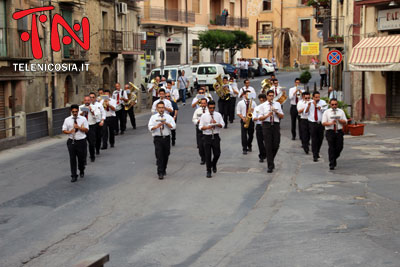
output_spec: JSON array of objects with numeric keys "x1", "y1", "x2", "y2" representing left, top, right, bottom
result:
[
  {"x1": 117, "y1": 2, "x2": 128, "y2": 15},
  {"x1": 166, "y1": 26, "x2": 174, "y2": 35}
]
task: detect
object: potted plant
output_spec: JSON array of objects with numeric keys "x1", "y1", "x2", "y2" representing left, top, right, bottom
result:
[
  {"x1": 348, "y1": 122, "x2": 365, "y2": 136},
  {"x1": 300, "y1": 70, "x2": 312, "y2": 90}
]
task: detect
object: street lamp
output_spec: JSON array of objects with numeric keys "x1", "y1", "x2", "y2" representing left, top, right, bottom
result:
[{"x1": 389, "y1": 1, "x2": 398, "y2": 7}]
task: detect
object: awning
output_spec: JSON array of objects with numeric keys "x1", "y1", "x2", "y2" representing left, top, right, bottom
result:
[{"x1": 349, "y1": 35, "x2": 400, "y2": 71}]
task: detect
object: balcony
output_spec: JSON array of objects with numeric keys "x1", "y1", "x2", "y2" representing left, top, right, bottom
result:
[
  {"x1": 320, "y1": 18, "x2": 345, "y2": 48},
  {"x1": 208, "y1": 15, "x2": 249, "y2": 29},
  {"x1": 142, "y1": 7, "x2": 195, "y2": 26},
  {"x1": 100, "y1": 30, "x2": 123, "y2": 53},
  {"x1": 121, "y1": 32, "x2": 144, "y2": 55},
  {"x1": 63, "y1": 44, "x2": 89, "y2": 62},
  {"x1": 0, "y1": 28, "x2": 33, "y2": 60}
]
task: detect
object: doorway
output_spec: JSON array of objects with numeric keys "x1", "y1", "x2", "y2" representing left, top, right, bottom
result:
[
  {"x1": 387, "y1": 71, "x2": 400, "y2": 117},
  {"x1": 102, "y1": 68, "x2": 110, "y2": 90},
  {"x1": 166, "y1": 44, "x2": 181, "y2": 65},
  {"x1": 64, "y1": 75, "x2": 73, "y2": 106}
]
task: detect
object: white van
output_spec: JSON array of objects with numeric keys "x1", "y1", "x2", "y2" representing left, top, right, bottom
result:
[
  {"x1": 194, "y1": 64, "x2": 227, "y2": 89},
  {"x1": 146, "y1": 65, "x2": 195, "y2": 97}
]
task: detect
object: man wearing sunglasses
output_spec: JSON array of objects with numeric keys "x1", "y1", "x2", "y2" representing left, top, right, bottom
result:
[{"x1": 322, "y1": 98, "x2": 347, "y2": 170}]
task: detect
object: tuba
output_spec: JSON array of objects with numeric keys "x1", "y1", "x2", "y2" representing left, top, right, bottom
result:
[
  {"x1": 261, "y1": 79, "x2": 272, "y2": 94},
  {"x1": 125, "y1": 82, "x2": 138, "y2": 111},
  {"x1": 213, "y1": 74, "x2": 230, "y2": 101},
  {"x1": 244, "y1": 99, "x2": 253, "y2": 129}
]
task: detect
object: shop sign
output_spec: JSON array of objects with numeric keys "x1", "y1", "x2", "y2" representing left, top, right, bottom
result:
[
  {"x1": 378, "y1": 8, "x2": 400, "y2": 31},
  {"x1": 166, "y1": 37, "x2": 182, "y2": 44},
  {"x1": 301, "y1": 42, "x2": 320, "y2": 56},
  {"x1": 258, "y1": 34, "x2": 273, "y2": 47}
]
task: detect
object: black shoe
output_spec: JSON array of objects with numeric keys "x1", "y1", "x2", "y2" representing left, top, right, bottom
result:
[
  {"x1": 111, "y1": 144, "x2": 114, "y2": 148},
  {"x1": 101, "y1": 147, "x2": 107, "y2": 150},
  {"x1": 115, "y1": 132, "x2": 119, "y2": 136},
  {"x1": 334, "y1": 159, "x2": 337, "y2": 167},
  {"x1": 90, "y1": 158, "x2": 95, "y2": 163},
  {"x1": 79, "y1": 171, "x2": 84, "y2": 178},
  {"x1": 206, "y1": 171, "x2": 212, "y2": 178},
  {"x1": 96, "y1": 151, "x2": 100, "y2": 155},
  {"x1": 200, "y1": 160, "x2": 205, "y2": 165},
  {"x1": 71, "y1": 176, "x2": 78, "y2": 183},
  {"x1": 121, "y1": 131, "x2": 125, "y2": 135},
  {"x1": 329, "y1": 166, "x2": 335, "y2": 170},
  {"x1": 172, "y1": 141, "x2": 175, "y2": 146},
  {"x1": 317, "y1": 154, "x2": 320, "y2": 158},
  {"x1": 213, "y1": 166, "x2": 217, "y2": 173},
  {"x1": 243, "y1": 150, "x2": 248, "y2": 155},
  {"x1": 158, "y1": 174, "x2": 164, "y2": 180},
  {"x1": 313, "y1": 158, "x2": 318, "y2": 162},
  {"x1": 133, "y1": 126, "x2": 136, "y2": 129},
  {"x1": 224, "y1": 125, "x2": 228, "y2": 129},
  {"x1": 229, "y1": 121, "x2": 233, "y2": 123},
  {"x1": 248, "y1": 147, "x2": 252, "y2": 152},
  {"x1": 267, "y1": 168, "x2": 273, "y2": 173},
  {"x1": 304, "y1": 149, "x2": 309, "y2": 154},
  {"x1": 292, "y1": 137, "x2": 296, "y2": 140},
  {"x1": 259, "y1": 158, "x2": 264, "y2": 163}
]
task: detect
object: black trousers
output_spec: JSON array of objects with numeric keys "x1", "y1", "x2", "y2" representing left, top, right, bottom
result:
[
  {"x1": 115, "y1": 109, "x2": 126, "y2": 133},
  {"x1": 218, "y1": 99, "x2": 230, "y2": 127},
  {"x1": 299, "y1": 119, "x2": 310, "y2": 152},
  {"x1": 154, "y1": 135, "x2": 171, "y2": 175},
  {"x1": 196, "y1": 127, "x2": 205, "y2": 162},
  {"x1": 290, "y1": 105, "x2": 300, "y2": 139},
  {"x1": 309, "y1": 122, "x2": 325, "y2": 159},
  {"x1": 241, "y1": 120, "x2": 254, "y2": 151},
  {"x1": 320, "y1": 74, "x2": 327, "y2": 88},
  {"x1": 124, "y1": 106, "x2": 136, "y2": 129},
  {"x1": 87, "y1": 124, "x2": 97, "y2": 159},
  {"x1": 229, "y1": 97, "x2": 236, "y2": 122},
  {"x1": 256, "y1": 124, "x2": 266, "y2": 160},
  {"x1": 326, "y1": 130, "x2": 344, "y2": 168},
  {"x1": 203, "y1": 134, "x2": 221, "y2": 172},
  {"x1": 262, "y1": 122, "x2": 281, "y2": 169},
  {"x1": 67, "y1": 139, "x2": 86, "y2": 178},
  {"x1": 102, "y1": 116, "x2": 116, "y2": 148},
  {"x1": 95, "y1": 122, "x2": 102, "y2": 153}
]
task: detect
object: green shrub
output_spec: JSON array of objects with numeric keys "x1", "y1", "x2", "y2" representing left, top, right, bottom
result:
[{"x1": 299, "y1": 70, "x2": 312, "y2": 84}]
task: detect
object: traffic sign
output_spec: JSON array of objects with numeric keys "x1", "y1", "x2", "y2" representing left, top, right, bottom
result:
[{"x1": 327, "y1": 50, "x2": 342, "y2": 66}]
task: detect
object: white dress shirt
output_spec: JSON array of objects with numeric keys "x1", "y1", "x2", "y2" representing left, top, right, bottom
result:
[
  {"x1": 112, "y1": 90, "x2": 128, "y2": 111},
  {"x1": 329, "y1": 90, "x2": 338, "y2": 100},
  {"x1": 289, "y1": 86, "x2": 304, "y2": 105},
  {"x1": 236, "y1": 99, "x2": 257, "y2": 118},
  {"x1": 148, "y1": 113, "x2": 176, "y2": 137},
  {"x1": 192, "y1": 107, "x2": 209, "y2": 125},
  {"x1": 199, "y1": 112, "x2": 225, "y2": 135},
  {"x1": 79, "y1": 104, "x2": 100, "y2": 125},
  {"x1": 166, "y1": 87, "x2": 180, "y2": 102},
  {"x1": 100, "y1": 98, "x2": 117, "y2": 117},
  {"x1": 239, "y1": 86, "x2": 256, "y2": 99},
  {"x1": 151, "y1": 98, "x2": 173, "y2": 114},
  {"x1": 322, "y1": 108, "x2": 347, "y2": 130},
  {"x1": 253, "y1": 104, "x2": 263, "y2": 125},
  {"x1": 230, "y1": 82, "x2": 239, "y2": 97},
  {"x1": 258, "y1": 101, "x2": 284, "y2": 123},
  {"x1": 192, "y1": 94, "x2": 209, "y2": 109},
  {"x1": 297, "y1": 100, "x2": 309, "y2": 119},
  {"x1": 148, "y1": 83, "x2": 165, "y2": 97},
  {"x1": 94, "y1": 101, "x2": 106, "y2": 122},
  {"x1": 62, "y1": 115, "x2": 89, "y2": 140},
  {"x1": 270, "y1": 86, "x2": 282, "y2": 98},
  {"x1": 305, "y1": 100, "x2": 327, "y2": 123}
]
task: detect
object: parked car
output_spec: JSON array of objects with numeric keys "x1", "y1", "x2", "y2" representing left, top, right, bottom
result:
[
  {"x1": 145, "y1": 65, "x2": 195, "y2": 97},
  {"x1": 193, "y1": 63, "x2": 227, "y2": 89},
  {"x1": 253, "y1": 58, "x2": 275, "y2": 75},
  {"x1": 220, "y1": 63, "x2": 238, "y2": 79}
]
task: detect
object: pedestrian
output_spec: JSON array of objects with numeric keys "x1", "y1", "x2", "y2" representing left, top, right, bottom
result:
[
  {"x1": 253, "y1": 93, "x2": 267, "y2": 162},
  {"x1": 199, "y1": 100, "x2": 225, "y2": 178},
  {"x1": 177, "y1": 70, "x2": 190, "y2": 105},
  {"x1": 192, "y1": 98, "x2": 209, "y2": 165},
  {"x1": 304, "y1": 91, "x2": 327, "y2": 162},
  {"x1": 288, "y1": 78, "x2": 304, "y2": 140},
  {"x1": 229, "y1": 77, "x2": 239, "y2": 123},
  {"x1": 112, "y1": 82, "x2": 128, "y2": 135},
  {"x1": 166, "y1": 92, "x2": 179, "y2": 146},
  {"x1": 79, "y1": 95, "x2": 100, "y2": 163},
  {"x1": 297, "y1": 91, "x2": 311, "y2": 154},
  {"x1": 322, "y1": 98, "x2": 348, "y2": 170},
  {"x1": 148, "y1": 76, "x2": 161, "y2": 103},
  {"x1": 319, "y1": 62, "x2": 328, "y2": 89},
  {"x1": 271, "y1": 57, "x2": 277, "y2": 70},
  {"x1": 101, "y1": 89, "x2": 117, "y2": 149},
  {"x1": 258, "y1": 90, "x2": 284, "y2": 173},
  {"x1": 236, "y1": 59, "x2": 241, "y2": 81},
  {"x1": 328, "y1": 86, "x2": 338, "y2": 100},
  {"x1": 123, "y1": 84, "x2": 137, "y2": 130},
  {"x1": 148, "y1": 101, "x2": 176, "y2": 180},
  {"x1": 62, "y1": 104, "x2": 89, "y2": 183},
  {"x1": 236, "y1": 90, "x2": 256, "y2": 154},
  {"x1": 91, "y1": 91, "x2": 106, "y2": 156},
  {"x1": 221, "y1": 8, "x2": 229, "y2": 26},
  {"x1": 217, "y1": 76, "x2": 233, "y2": 128}
]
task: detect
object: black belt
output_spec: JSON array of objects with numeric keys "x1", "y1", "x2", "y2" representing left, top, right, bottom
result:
[
  {"x1": 68, "y1": 138, "x2": 86, "y2": 142},
  {"x1": 204, "y1": 134, "x2": 219, "y2": 137},
  {"x1": 154, "y1": 135, "x2": 170, "y2": 139},
  {"x1": 310, "y1": 121, "x2": 322, "y2": 124},
  {"x1": 327, "y1": 129, "x2": 343, "y2": 133},
  {"x1": 262, "y1": 121, "x2": 279, "y2": 125}
]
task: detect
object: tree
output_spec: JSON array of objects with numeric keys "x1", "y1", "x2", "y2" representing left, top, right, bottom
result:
[
  {"x1": 299, "y1": 70, "x2": 312, "y2": 90},
  {"x1": 198, "y1": 30, "x2": 234, "y2": 62},
  {"x1": 227, "y1": 31, "x2": 254, "y2": 64}
]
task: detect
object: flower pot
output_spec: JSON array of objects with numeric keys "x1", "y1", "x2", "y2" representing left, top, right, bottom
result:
[{"x1": 348, "y1": 123, "x2": 364, "y2": 136}]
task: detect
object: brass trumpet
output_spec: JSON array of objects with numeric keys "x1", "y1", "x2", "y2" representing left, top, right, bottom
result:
[{"x1": 125, "y1": 82, "x2": 138, "y2": 111}]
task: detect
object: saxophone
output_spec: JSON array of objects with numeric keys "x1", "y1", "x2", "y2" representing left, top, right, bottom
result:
[
  {"x1": 213, "y1": 74, "x2": 230, "y2": 101},
  {"x1": 243, "y1": 99, "x2": 253, "y2": 129},
  {"x1": 124, "y1": 82, "x2": 138, "y2": 111}
]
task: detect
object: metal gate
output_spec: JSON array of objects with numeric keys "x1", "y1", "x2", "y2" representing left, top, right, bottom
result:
[
  {"x1": 387, "y1": 72, "x2": 400, "y2": 117},
  {"x1": 0, "y1": 82, "x2": 5, "y2": 139},
  {"x1": 52, "y1": 107, "x2": 70, "y2": 135},
  {"x1": 26, "y1": 111, "x2": 48, "y2": 141},
  {"x1": 166, "y1": 44, "x2": 180, "y2": 65}
]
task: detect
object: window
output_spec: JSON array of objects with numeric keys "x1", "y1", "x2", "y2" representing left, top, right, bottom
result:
[
  {"x1": 261, "y1": 23, "x2": 272, "y2": 34},
  {"x1": 263, "y1": 0, "x2": 272, "y2": 11},
  {"x1": 193, "y1": 0, "x2": 200, "y2": 13},
  {"x1": 149, "y1": 70, "x2": 161, "y2": 80},
  {"x1": 164, "y1": 69, "x2": 177, "y2": 81},
  {"x1": 198, "y1": 66, "x2": 217, "y2": 75},
  {"x1": 300, "y1": 19, "x2": 311, "y2": 42}
]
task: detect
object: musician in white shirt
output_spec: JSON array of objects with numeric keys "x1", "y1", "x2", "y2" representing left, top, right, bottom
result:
[
  {"x1": 192, "y1": 98, "x2": 209, "y2": 165},
  {"x1": 90, "y1": 92, "x2": 105, "y2": 155},
  {"x1": 80, "y1": 95, "x2": 100, "y2": 163},
  {"x1": 258, "y1": 90, "x2": 284, "y2": 173},
  {"x1": 297, "y1": 91, "x2": 311, "y2": 154},
  {"x1": 100, "y1": 89, "x2": 117, "y2": 149},
  {"x1": 148, "y1": 75, "x2": 161, "y2": 103},
  {"x1": 304, "y1": 91, "x2": 327, "y2": 162},
  {"x1": 239, "y1": 79, "x2": 256, "y2": 99},
  {"x1": 236, "y1": 90, "x2": 257, "y2": 154},
  {"x1": 217, "y1": 77, "x2": 233, "y2": 128},
  {"x1": 148, "y1": 101, "x2": 176, "y2": 180},
  {"x1": 288, "y1": 78, "x2": 304, "y2": 140},
  {"x1": 112, "y1": 82, "x2": 128, "y2": 135},
  {"x1": 229, "y1": 77, "x2": 240, "y2": 123},
  {"x1": 191, "y1": 86, "x2": 209, "y2": 109},
  {"x1": 151, "y1": 89, "x2": 173, "y2": 115},
  {"x1": 165, "y1": 81, "x2": 180, "y2": 103},
  {"x1": 62, "y1": 104, "x2": 89, "y2": 182},
  {"x1": 322, "y1": 98, "x2": 347, "y2": 170},
  {"x1": 199, "y1": 100, "x2": 225, "y2": 178},
  {"x1": 253, "y1": 93, "x2": 267, "y2": 162},
  {"x1": 270, "y1": 79, "x2": 282, "y2": 98}
]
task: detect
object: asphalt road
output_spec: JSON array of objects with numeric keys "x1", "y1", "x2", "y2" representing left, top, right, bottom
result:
[{"x1": 1, "y1": 71, "x2": 400, "y2": 267}]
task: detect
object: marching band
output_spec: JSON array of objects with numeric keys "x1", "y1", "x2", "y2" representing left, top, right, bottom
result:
[{"x1": 63, "y1": 74, "x2": 347, "y2": 182}]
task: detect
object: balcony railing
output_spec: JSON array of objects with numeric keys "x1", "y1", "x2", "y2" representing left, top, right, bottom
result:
[
  {"x1": 142, "y1": 7, "x2": 195, "y2": 24},
  {"x1": 100, "y1": 30, "x2": 123, "y2": 53},
  {"x1": 121, "y1": 32, "x2": 143, "y2": 52},
  {"x1": 0, "y1": 28, "x2": 33, "y2": 60},
  {"x1": 209, "y1": 15, "x2": 249, "y2": 28}
]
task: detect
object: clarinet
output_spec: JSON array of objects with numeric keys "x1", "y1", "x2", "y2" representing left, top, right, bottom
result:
[
  {"x1": 210, "y1": 112, "x2": 215, "y2": 140},
  {"x1": 159, "y1": 111, "x2": 165, "y2": 137},
  {"x1": 269, "y1": 101, "x2": 274, "y2": 125}
]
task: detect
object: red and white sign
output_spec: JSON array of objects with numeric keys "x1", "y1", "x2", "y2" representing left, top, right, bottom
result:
[{"x1": 327, "y1": 50, "x2": 342, "y2": 66}]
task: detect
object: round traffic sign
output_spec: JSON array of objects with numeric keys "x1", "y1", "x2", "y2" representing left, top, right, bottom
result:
[{"x1": 327, "y1": 50, "x2": 342, "y2": 66}]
